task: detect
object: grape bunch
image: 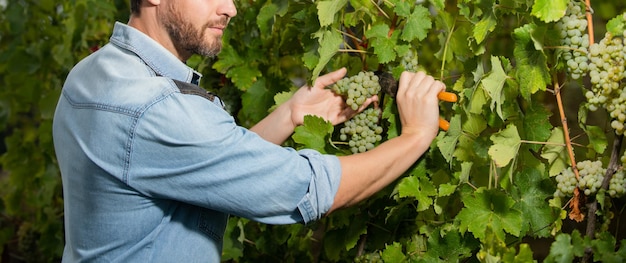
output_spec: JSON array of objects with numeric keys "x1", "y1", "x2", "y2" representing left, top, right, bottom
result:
[
  {"x1": 339, "y1": 108, "x2": 383, "y2": 154},
  {"x1": 331, "y1": 71, "x2": 381, "y2": 110},
  {"x1": 555, "y1": 0, "x2": 590, "y2": 80},
  {"x1": 584, "y1": 32, "x2": 626, "y2": 134},
  {"x1": 576, "y1": 160, "x2": 605, "y2": 196},
  {"x1": 554, "y1": 160, "x2": 605, "y2": 197},
  {"x1": 554, "y1": 166, "x2": 578, "y2": 198},
  {"x1": 354, "y1": 252, "x2": 383, "y2": 263},
  {"x1": 401, "y1": 49, "x2": 419, "y2": 72},
  {"x1": 608, "y1": 171, "x2": 626, "y2": 198}
]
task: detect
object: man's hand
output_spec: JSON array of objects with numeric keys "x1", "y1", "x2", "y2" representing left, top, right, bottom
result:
[{"x1": 288, "y1": 68, "x2": 378, "y2": 127}]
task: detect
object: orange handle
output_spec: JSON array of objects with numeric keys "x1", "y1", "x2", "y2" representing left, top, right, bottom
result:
[
  {"x1": 437, "y1": 92, "x2": 455, "y2": 131},
  {"x1": 439, "y1": 118, "x2": 450, "y2": 131},
  {"x1": 437, "y1": 91, "x2": 457, "y2": 102}
]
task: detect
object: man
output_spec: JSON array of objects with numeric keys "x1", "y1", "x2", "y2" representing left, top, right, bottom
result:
[{"x1": 52, "y1": 0, "x2": 445, "y2": 261}]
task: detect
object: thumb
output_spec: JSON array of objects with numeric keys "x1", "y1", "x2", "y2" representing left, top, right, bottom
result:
[{"x1": 313, "y1": 68, "x2": 347, "y2": 89}]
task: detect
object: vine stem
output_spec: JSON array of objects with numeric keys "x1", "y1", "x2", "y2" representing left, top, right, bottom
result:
[
  {"x1": 440, "y1": 19, "x2": 456, "y2": 81},
  {"x1": 583, "y1": 134, "x2": 624, "y2": 263},
  {"x1": 553, "y1": 74, "x2": 584, "y2": 222},
  {"x1": 585, "y1": 0, "x2": 595, "y2": 44}
]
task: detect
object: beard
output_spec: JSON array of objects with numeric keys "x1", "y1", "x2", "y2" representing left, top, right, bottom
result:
[{"x1": 161, "y1": 6, "x2": 227, "y2": 58}]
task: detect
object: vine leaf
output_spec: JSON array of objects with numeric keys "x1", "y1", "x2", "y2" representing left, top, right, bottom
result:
[
  {"x1": 365, "y1": 23, "x2": 398, "y2": 63},
  {"x1": 540, "y1": 127, "x2": 568, "y2": 176},
  {"x1": 437, "y1": 114, "x2": 462, "y2": 164},
  {"x1": 473, "y1": 12, "x2": 497, "y2": 44},
  {"x1": 381, "y1": 242, "x2": 407, "y2": 263},
  {"x1": 292, "y1": 115, "x2": 333, "y2": 153},
  {"x1": 513, "y1": 24, "x2": 551, "y2": 100},
  {"x1": 316, "y1": 0, "x2": 348, "y2": 27},
  {"x1": 488, "y1": 124, "x2": 521, "y2": 168},
  {"x1": 311, "y1": 29, "x2": 343, "y2": 81},
  {"x1": 522, "y1": 100, "x2": 553, "y2": 151},
  {"x1": 531, "y1": 0, "x2": 568, "y2": 23},
  {"x1": 481, "y1": 56, "x2": 508, "y2": 119},
  {"x1": 396, "y1": 161, "x2": 437, "y2": 211},
  {"x1": 398, "y1": 5, "x2": 432, "y2": 42},
  {"x1": 512, "y1": 167, "x2": 559, "y2": 237},
  {"x1": 583, "y1": 125, "x2": 607, "y2": 154},
  {"x1": 457, "y1": 188, "x2": 523, "y2": 242},
  {"x1": 214, "y1": 45, "x2": 262, "y2": 90},
  {"x1": 543, "y1": 231, "x2": 586, "y2": 262},
  {"x1": 607, "y1": 13, "x2": 626, "y2": 37}
]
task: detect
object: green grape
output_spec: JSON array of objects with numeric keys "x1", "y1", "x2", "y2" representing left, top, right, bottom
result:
[
  {"x1": 554, "y1": 160, "x2": 608, "y2": 198},
  {"x1": 554, "y1": 166, "x2": 577, "y2": 198},
  {"x1": 331, "y1": 71, "x2": 381, "y2": 110},
  {"x1": 585, "y1": 32, "x2": 626, "y2": 134},
  {"x1": 354, "y1": 252, "x2": 383, "y2": 263},
  {"x1": 401, "y1": 49, "x2": 419, "y2": 72},
  {"x1": 555, "y1": 0, "x2": 590, "y2": 80},
  {"x1": 576, "y1": 160, "x2": 605, "y2": 196},
  {"x1": 339, "y1": 108, "x2": 383, "y2": 154},
  {"x1": 608, "y1": 171, "x2": 626, "y2": 198}
]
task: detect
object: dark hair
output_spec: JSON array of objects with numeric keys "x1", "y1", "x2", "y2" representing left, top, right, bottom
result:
[{"x1": 130, "y1": 0, "x2": 140, "y2": 14}]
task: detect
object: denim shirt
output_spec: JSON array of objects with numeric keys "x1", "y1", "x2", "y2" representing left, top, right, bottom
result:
[{"x1": 52, "y1": 22, "x2": 342, "y2": 262}]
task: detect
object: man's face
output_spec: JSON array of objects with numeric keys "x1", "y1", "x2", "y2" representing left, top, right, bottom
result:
[{"x1": 161, "y1": 0, "x2": 235, "y2": 58}]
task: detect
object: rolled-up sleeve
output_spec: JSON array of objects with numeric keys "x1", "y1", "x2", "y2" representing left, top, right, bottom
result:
[
  {"x1": 126, "y1": 92, "x2": 343, "y2": 225},
  {"x1": 296, "y1": 150, "x2": 342, "y2": 223}
]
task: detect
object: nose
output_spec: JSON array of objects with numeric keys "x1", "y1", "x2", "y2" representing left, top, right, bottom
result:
[{"x1": 220, "y1": 0, "x2": 237, "y2": 18}]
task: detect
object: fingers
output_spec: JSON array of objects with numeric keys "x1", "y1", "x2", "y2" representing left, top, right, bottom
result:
[
  {"x1": 314, "y1": 67, "x2": 347, "y2": 89},
  {"x1": 397, "y1": 71, "x2": 443, "y2": 101}
]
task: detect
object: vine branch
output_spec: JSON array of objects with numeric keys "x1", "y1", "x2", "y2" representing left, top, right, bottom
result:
[
  {"x1": 552, "y1": 74, "x2": 584, "y2": 222},
  {"x1": 583, "y1": 134, "x2": 623, "y2": 262}
]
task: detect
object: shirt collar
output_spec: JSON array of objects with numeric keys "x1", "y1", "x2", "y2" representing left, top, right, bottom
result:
[{"x1": 109, "y1": 21, "x2": 202, "y2": 85}]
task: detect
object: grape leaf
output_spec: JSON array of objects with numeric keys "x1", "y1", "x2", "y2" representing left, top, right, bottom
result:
[
  {"x1": 481, "y1": 56, "x2": 508, "y2": 120},
  {"x1": 606, "y1": 13, "x2": 626, "y2": 36},
  {"x1": 583, "y1": 125, "x2": 607, "y2": 155},
  {"x1": 257, "y1": 3, "x2": 278, "y2": 36},
  {"x1": 316, "y1": 0, "x2": 348, "y2": 27},
  {"x1": 488, "y1": 124, "x2": 521, "y2": 168},
  {"x1": 592, "y1": 231, "x2": 626, "y2": 262},
  {"x1": 522, "y1": 99, "x2": 553, "y2": 151},
  {"x1": 240, "y1": 78, "x2": 273, "y2": 124},
  {"x1": 512, "y1": 167, "x2": 559, "y2": 237},
  {"x1": 214, "y1": 46, "x2": 262, "y2": 90},
  {"x1": 513, "y1": 24, "x2": 550, "y2": 100},
  {"x1": 392, "y1": 0, "x2": 411, "y2": 17},
  {"x1": 544, "y1": 231, "x2": 586, "y2": 263},
  {"x1": 531, "y1": 0, "x2": 568, "y2": 22},
  {"x1": 423, "y1": 229, "x2": 473, "y2": 262},
  {"x1": 473, "y1": 12, "x2": 497, "y2": 44},
  {"x1": 437, "y1": 114, "x2": 462, "y2": 163},
  {"x1": 540, "y1": 127, "x2": 568, "y2": 176},
  {"x1": 399, "y1": 5, "x2": 432, "y2": 42},
  {"x1": 381, "y1": 242, "x2": 406, "y2": 263},
  {"x1": 396, "y1": 162, "x2": 437, "y2": 211},
  {"x1": 457, "y1": 188, "x2": 523, "y2": 242},
  {"x1": 311, "y1": 29, "x2": 343, "y2": 80},
  {"x1": 365, "y1": 23, "x2": 397, "y2": 63},
  {"x1": 293, "y1": 115, "x2": 333, "y2": 153}
]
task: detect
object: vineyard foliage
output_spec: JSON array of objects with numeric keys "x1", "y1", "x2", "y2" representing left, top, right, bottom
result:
[{"x1": 2, "y1": 0, "x2": 626, "y2": 262}]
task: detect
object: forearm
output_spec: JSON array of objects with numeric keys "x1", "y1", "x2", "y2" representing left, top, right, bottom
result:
[
  {"x1": 249, "y1": 102, "x2": 296, "y2": 145},
  {"x1": 328, "y1": 131, "x2": 435, "y2": 212}
]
